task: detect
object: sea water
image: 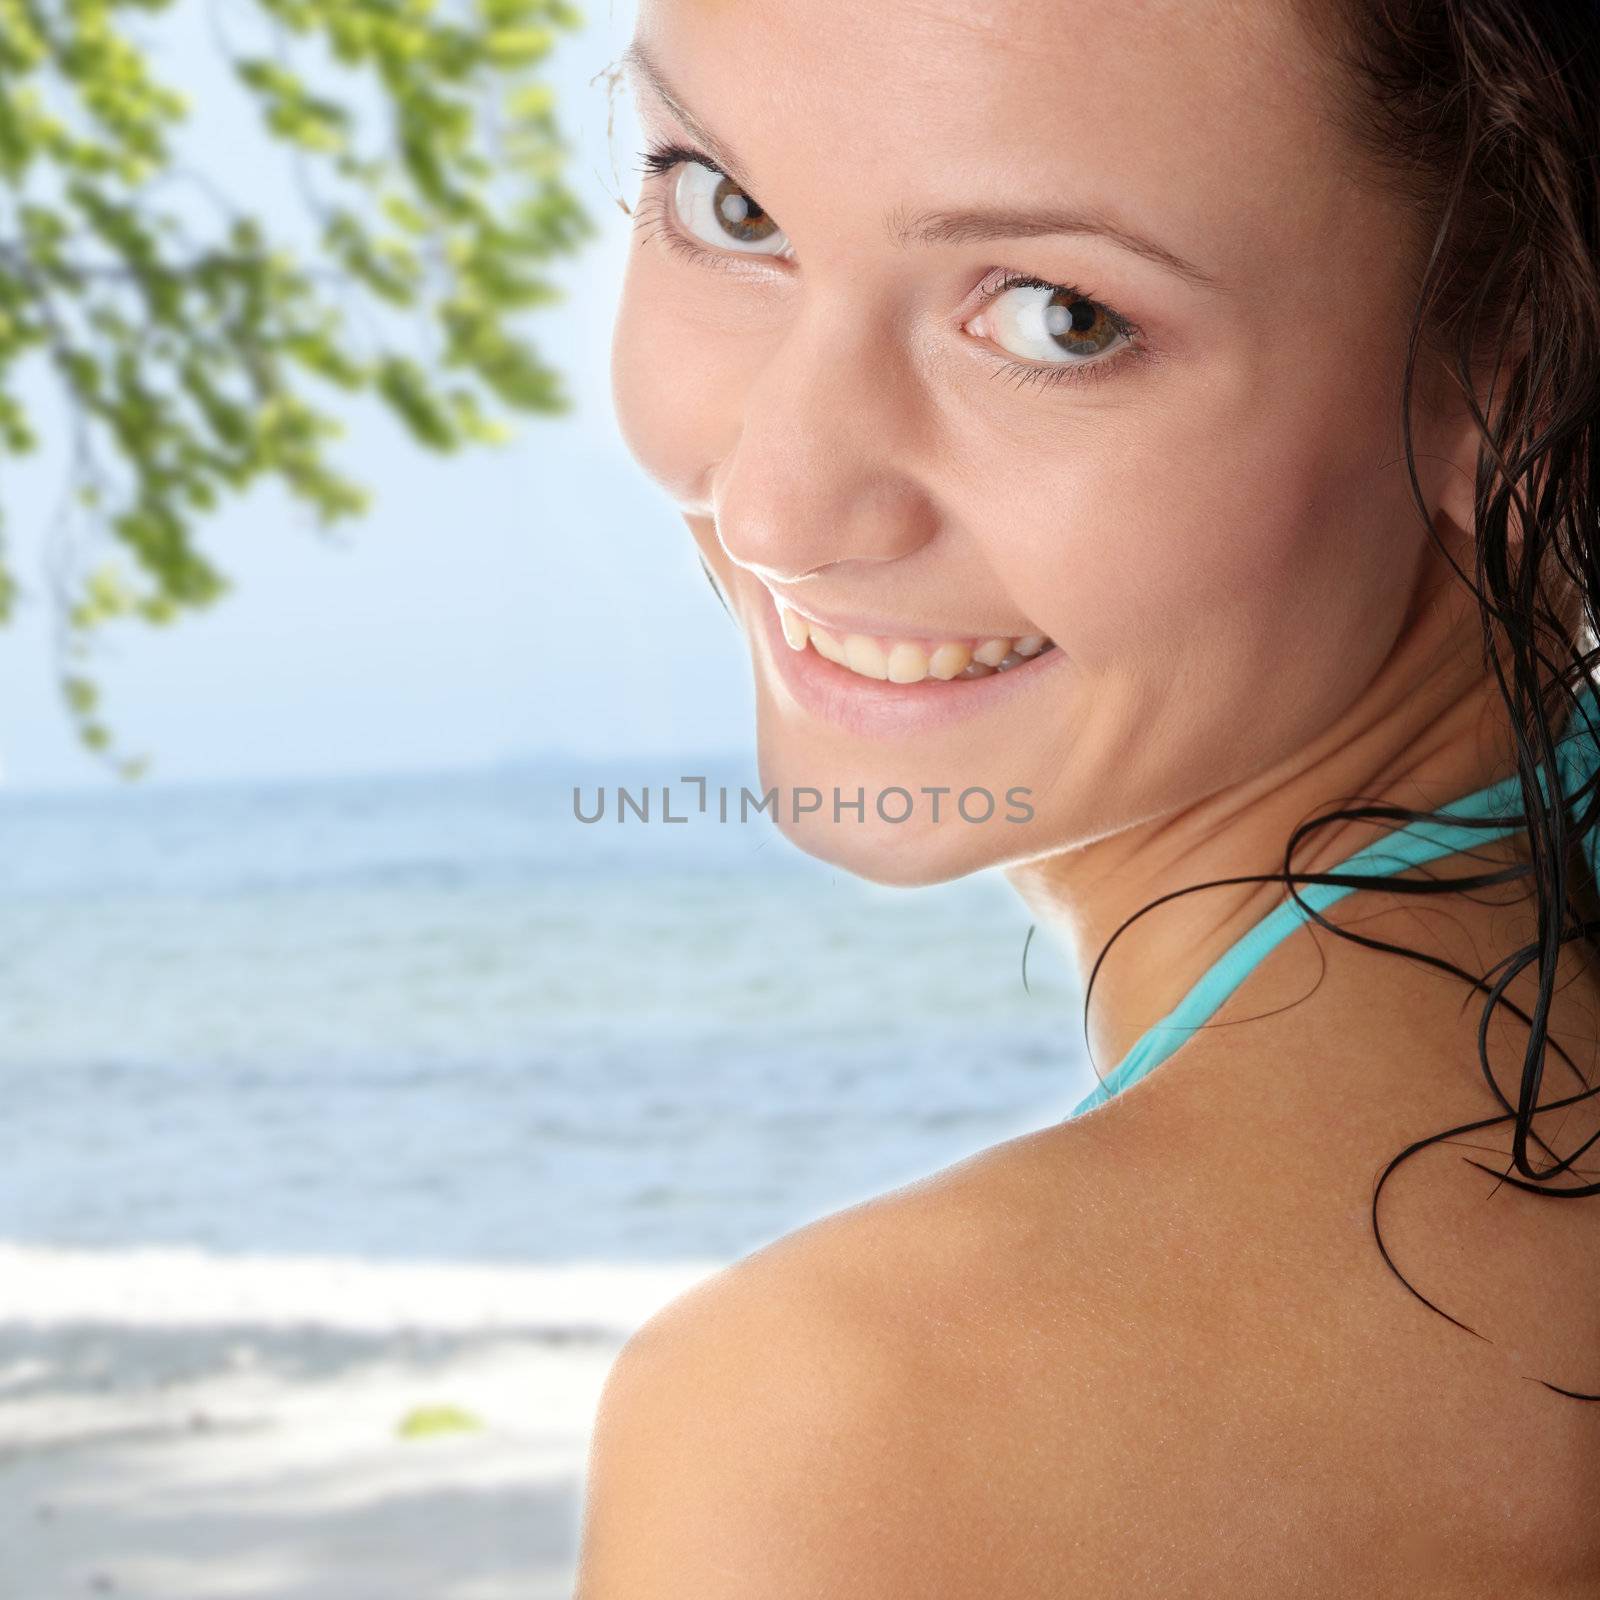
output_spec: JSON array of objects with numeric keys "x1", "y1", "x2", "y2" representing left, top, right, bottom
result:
[{"x1": 0, "y1": 759, "x2": 1094, "y2": 1331}]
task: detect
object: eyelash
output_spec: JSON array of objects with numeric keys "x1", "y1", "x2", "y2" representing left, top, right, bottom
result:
[{"x1": 633, "y1": 139, "x2": 1145, "y2": 394}]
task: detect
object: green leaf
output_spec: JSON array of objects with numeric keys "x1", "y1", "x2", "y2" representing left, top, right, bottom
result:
[
  {"x1": 0, "y1": 0, "x2": 594, "y2": 760},
  {"x1": 396, "y1": 1404, "x2": 485, "y2": 1439}
]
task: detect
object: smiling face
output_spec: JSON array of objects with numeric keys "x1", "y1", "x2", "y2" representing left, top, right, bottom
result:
[{"x1": 609, "y1": 0, "x2": 1468, "y2": 887}]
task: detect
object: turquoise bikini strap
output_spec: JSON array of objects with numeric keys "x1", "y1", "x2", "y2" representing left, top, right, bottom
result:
[{"x1": 1069, "y1": 681, "x2": 1600, "y2": 1117}]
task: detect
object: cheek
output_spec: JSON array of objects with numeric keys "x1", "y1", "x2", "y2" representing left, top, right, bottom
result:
[
  {"x1": 985, "y1": 375, "x2": 1418, "y2": 710},
  {"x1": 609, "y1": 252, "x2": 735, "y2": 512}
]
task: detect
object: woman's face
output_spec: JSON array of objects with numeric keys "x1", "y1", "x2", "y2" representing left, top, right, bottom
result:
[{"x1": 610, "y1": 0, "x2": 1459, "y2": 887}]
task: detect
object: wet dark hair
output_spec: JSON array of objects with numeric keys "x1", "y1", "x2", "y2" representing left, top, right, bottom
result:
[{"x1": 1062, "y1": 0, "x2": 1600, "y2": 1403}]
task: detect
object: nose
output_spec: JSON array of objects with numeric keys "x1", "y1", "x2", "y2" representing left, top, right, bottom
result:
[{"x1": 709, "y1": 309, "x2": 936, "y2": 585}]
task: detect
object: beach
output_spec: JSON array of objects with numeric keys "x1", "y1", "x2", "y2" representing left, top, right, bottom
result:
[
  {"x1": 0, "y1": 1245, "x2": 719, "y2": 1599},
  {"x1": 0, "y1": 768, "x2": 1087, "y2": 1598}
]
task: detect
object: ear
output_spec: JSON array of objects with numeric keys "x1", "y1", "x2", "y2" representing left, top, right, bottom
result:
[
  {"x1": 1421, "y1": 326, "x2": 1533, "y2": 562},
  {"x1": 1431, "y1": 403, "x2": 1483, "y2": 550}
]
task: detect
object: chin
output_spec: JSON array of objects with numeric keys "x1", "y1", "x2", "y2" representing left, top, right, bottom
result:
[
  {"x1": 753, "y1": 731, "x2": 1040, "y2": 887},
  {"x1": 775, "y1": 810, "x2": 982, "y2": 887}
]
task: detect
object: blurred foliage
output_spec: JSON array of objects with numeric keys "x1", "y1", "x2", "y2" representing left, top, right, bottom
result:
[
  {"x1": 396, "y1": 1401, "x2": 485, "y2": 1437},
  {"x1": 0, "y1": 0, "x2": 595, "y2": 774}
]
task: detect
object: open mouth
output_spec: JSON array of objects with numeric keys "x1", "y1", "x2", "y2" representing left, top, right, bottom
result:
[
  {"x1": 771, "y1": 595, "x2": 1058, "y2": 685},
  {"x1": 753, "y1": 580, "x2": 1068, "y2": 741}
]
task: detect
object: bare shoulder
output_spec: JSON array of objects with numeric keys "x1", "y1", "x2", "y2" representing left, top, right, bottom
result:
[
  {"x1": 573, "y1": 1107, "x2": 1599, "y2": 1597},
  {"x1": 570, "y1": 1186, "x2": 1057, "y2": 1598},
  {"x1": 569, "y1": 1121, "x2": 1214, "y2": 1597}
]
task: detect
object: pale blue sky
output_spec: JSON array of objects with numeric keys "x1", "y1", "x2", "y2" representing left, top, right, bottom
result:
[{"x1": 0, "y1": 0, "x2": 755, "y2": 792}]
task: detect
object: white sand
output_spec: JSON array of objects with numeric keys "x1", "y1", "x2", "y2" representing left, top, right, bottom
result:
[{"x1": 0, "y1": 1245, "x2": 727, "y2": 1600}]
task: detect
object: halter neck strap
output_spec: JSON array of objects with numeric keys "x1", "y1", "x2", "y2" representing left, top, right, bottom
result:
[{"x1": 1068, "y1": 679, "x2": 1600, "y2": 1119}]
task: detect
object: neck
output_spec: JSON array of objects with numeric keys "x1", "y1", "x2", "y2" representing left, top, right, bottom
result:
[{"x1": 1003, "y1": 634, "x2": 1540, "y2": 1085}]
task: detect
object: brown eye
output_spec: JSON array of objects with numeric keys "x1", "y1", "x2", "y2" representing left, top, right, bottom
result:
[
  {"x1": 671, "y1": 162, "x2": 791, "y2": 257},
  {"x1": 1042, "y1": 294, "x2": 1121, "y2": 356},
  {"x1": 979, "y1": 277, "x2": 1130, "y2": 367}
]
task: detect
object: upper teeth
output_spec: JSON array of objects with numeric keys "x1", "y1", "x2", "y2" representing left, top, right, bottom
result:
[{"x1": 775, "y1": 599, "x2": 1053, "y2": 684}]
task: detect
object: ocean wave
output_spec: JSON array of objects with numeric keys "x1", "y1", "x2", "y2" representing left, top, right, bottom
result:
[{"x1": 0, "y1": 1242, "x2": 727, "y2": 1340}]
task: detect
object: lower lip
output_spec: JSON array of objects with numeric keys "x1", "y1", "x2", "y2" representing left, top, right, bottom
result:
[{"x1": 753, "y1": 592, "x2": 1068, "y2": 741}]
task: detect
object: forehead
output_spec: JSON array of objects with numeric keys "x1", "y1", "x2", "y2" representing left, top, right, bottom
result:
[{"x1": 636, "y1": 0, "x2": 1369, "y2": 290}]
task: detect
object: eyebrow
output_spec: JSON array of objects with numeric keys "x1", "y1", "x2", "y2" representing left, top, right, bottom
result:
[{"x1": 619, "y1": 37, "x2": 1225, "y2": 295}]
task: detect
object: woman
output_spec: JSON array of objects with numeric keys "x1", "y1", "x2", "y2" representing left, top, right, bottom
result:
[{"x1": 576, "y1": 0, "x2": 1600, "y2": 1593}]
